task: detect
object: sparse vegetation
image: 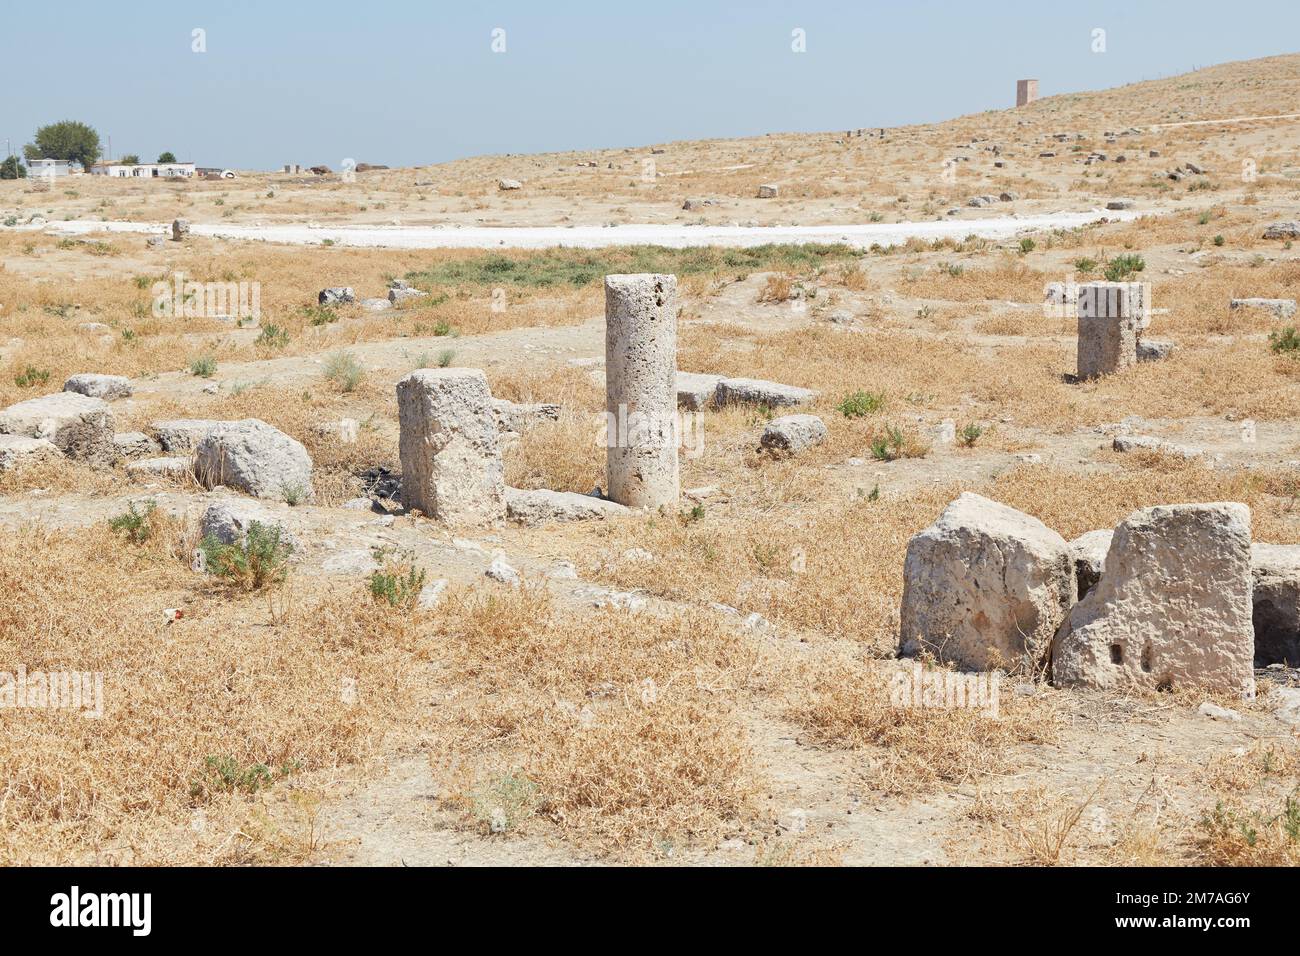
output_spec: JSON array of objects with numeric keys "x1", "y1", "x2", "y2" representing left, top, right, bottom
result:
[
  {"x1": 837, "y1": 390, "x2": 886, "y2": 417},
  {"x1": 323, "y1": 351, "x2": 365, "y2": 392},
  {"x1": 199, "y1": 523, "x2": 293, "y2": 590}
]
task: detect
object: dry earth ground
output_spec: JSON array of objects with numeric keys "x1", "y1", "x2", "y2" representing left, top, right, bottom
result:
[{"x1": 1, "y1": 55, "x2": 1300, "y2": 866}]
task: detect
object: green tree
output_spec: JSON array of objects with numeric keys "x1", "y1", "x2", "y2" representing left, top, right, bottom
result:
[
  {"x1": 27, "y1": 120, "x2": 101, "y2": 170},
  {"x1": 0, "y1": 155, "x2": 26, "y2": 179},
  {"x1": 157, "y1": 151, "x2": 177, "y2": 164},
  {"x1": 120, "y1": 154, "x2": 140, "y2": 165}
]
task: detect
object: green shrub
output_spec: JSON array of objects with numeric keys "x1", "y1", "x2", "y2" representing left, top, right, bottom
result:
[
  {"x1": 1104, "y1": 253, "x2": 1145, "y2": 282},
  {"x1": 255, "y1": 323, "x2": 289, "y2": 349},
  {"x1": 837, "y1": 390, "x2": 886, "y2": 418},
  {"x1": 108, "y1": 501, "x2": 156, "y2": 544},
  {"x1": 199, "y1": 522, "x2": 293, "y2": 590},
  {"x1": 1270, "y1": 326, "x2": 1300, "y2": 356},
  {"x1": 1019, "y1": 238, "x2": 1036, "y2": 254},
  {"x1": 369, "y1": 560, "x2": 428, "y2": 609},
  {"x1": 189, "y1": 354, "x2": 217, "y2": 378},
  {"x1": 13, "y1": 365, "x2": 50, "y2": 388},
  {"x1": 959, "y1": 423, "x2": 984, "y2": 447}
]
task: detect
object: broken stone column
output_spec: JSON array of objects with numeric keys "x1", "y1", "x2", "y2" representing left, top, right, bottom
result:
[
  {"x1": 1016, "y1": 79, "x2": 1039, "y2": 107},
  {"x1": 605, "y1": 274, "x2": 679, "y2": 509},
  {"x1": 1052, "y1": 503, "x2": 1256, "y2": 697},
  {"x1": 397, "y1": 368, "x2": 505, "y2": 525},
  {"x1": 1076, "y1": 281, "x2": 1145, "y2": 379}
]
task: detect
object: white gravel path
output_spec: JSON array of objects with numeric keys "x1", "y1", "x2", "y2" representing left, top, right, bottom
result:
[{"x1": 24, "y1": 208, "x2": 1143, "y2": 250}]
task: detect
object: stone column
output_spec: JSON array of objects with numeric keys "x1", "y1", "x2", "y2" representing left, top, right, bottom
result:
[
  {"x1": 1077, "y1": 281, "x2": 1143, "y2": 379},
  {"x1": 397, "y1": 368, "x2": 505, "y2": 525},
  {"x1": 1016, "y1": 79, "x2": 1039, "y2": 107},
  {"x1": 605, "y1": 274, "x2": 679, "y2": 509}
]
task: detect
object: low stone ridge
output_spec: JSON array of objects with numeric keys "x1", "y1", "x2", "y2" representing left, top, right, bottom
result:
[
  {"x1": 0, "y1": 392, "x2": 115, "y2": 468},
  {"x1": 714, "y1": 377, "x2": 817, "y2": 408},
  {"x1": 1113, "y1": 435, "x2": 1203, "y2": 459},
  {"x1": 114, "y1": 434, "x2": 163, "y2": 463},
  {"x1": 0, "y1": 433, "x2": 60, "y2": 471},
  {"x1": 491, "y1": 398, "x2": 562, "y2": 433},
  {"x1": 760, "y1": 414, "x2": 828, "y2": 456},
  {"x1": 1230, "y1": 297, "x2": 1297, "y2": 320},
  {"x1": 152, "y1": 419, "x2": 222, "y2": 452},
  {"x1": 63, "y1": 373, "x2": 132, "y2": 401},
  {"x1": 193, "y1": 419, "x2": 315, "y2": 502},
  {"x1": 1137, "y1": 338, "x2": 1175, "y2": 362},
  {"x1": 199, "y1": 499, "x2": 299, "y2": 550},
  {"x1": 675, "y1": 372, "x2": 724, "y2": 411},
  {"x1": 1052, "y1": 503, "x2": 1255, "y2": 697},
  {"x1": 504, "y1": 488, "x2": 632, "y2": 525},
  {"x1": 900, "y1": 492, "x2": 1075, "y2": 671},
  {"x1": 1262, "y1": 221, "x2": 1300, "y2": 240},
  {"x1": 127, "y1": 457, "x2": 191, "y2": 480},
  {"x1": 1251, "y1": 543, "x2": 1300, "y2": 667}
]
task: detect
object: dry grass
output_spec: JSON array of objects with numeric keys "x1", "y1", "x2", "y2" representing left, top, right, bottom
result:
[
  {"x1": 787, "y1": 657, "x2": 1057, "y2": 795},
  {"x1": 423, "y1": 586, "x2": 764, "y2": 854}
]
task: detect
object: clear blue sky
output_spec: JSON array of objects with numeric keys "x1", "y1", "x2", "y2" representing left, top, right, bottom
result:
[{"x1": 2, "y1": 0, "x2": 1296, "y2": 169}]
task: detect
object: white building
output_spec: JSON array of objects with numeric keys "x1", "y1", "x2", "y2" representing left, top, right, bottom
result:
[
  {"x1": 27, "y1": 159, "x2": 79, "y2": 177},
  {"x1": 90, "y1": 162, "x2": 196, "y2": 178}
]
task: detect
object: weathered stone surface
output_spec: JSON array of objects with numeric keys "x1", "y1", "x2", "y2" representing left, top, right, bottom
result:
[
  {"x1": 0, "y1": 392, "x2": 115, "y2": 467},
  {"x1": 1068, "y1": 529, "x2": 1113, "y2": 599},
  {"x1": 498, "y1": 178, "x2": 523, "y2": 190},
  {"x1": 760, "y1": 414, "x2": 828, "y2": 456},
  {"x1": 193, "y1": 419, "x2": 314, "y2": 501},
  {"x1": 1262, "y1": 221, "x2": 1300, "y2": 240},
  {"x1": 1230, "y1": 297, "x2": 1297, "y2": 321},
  {"x1": 1251, "y1": 543, "x2": 1300, "y2": 667},
  {"x1": 0, "y1": 434, "x2": 60, "y2": 471},
  {"x1": 504, "y1": 487, "x2": 631, "y2": 525},
  {"x1": 605, "y1": 274, "x2": 679, "y2": 509},
  {"x1": 388, "y1": 285, "x2": 428, "y2": 304},
  {"x1": 900, "y1": 493, "x2": 1076, "y2": 671},
  {"x1": 318, "y1": 287, "x2": 355, "y2": 305},
  {"x1": 127, "y1": 457, "x2": 192, "y2": 480},
  {"x1": 1137, "y1": 338, "x2": 1175, "y2": 362},
  {"x1": 490, "y1": 398, "x2": 561, "y2": 433},
  {"x1": 152, "y1": 419, "x2": 221, "y2": 452},
  {"x1": 199, "y1": 499, "x2": 298, "y2": 550},
  {"x1": 757, "y1": 184, "x2": 779, "y2": 198},
  {"x1": 397, "y1": 368, "x2": 505, "y2": 524},
  {"x1": 63, "y1": 373, "x2": 132, "y2": 401},
  {"x1": 171, "y1": 218, "x2": 190, "y2": 241},
  {"x1": 485, "y1": 555, "x2": 519, "y2": 583},
  {"x1": 1077, "y1": 282, "x2": 1144, "y2": 378},
  {"x1": 675, "y1": 372, "x2": 722, "y2": 410},
  {"x1": 1112, "y1": 435, "x2": 1204, "y2": 459},
  {"x1": 359, "y1": 297, "x2": 392, "y2": 312},
  {"x1": 113, "y1": 432, "x2": 161, "y2": 459},
  {"x1": 1106, "y1": 199, "x2": 1135, "y2": 210},
  {"x1": 1052, "y1": 503, "x2": 1255, "y2": 697},
  {"x1": 715, "y1": 377, "x2": 817, "y2": 408}
]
